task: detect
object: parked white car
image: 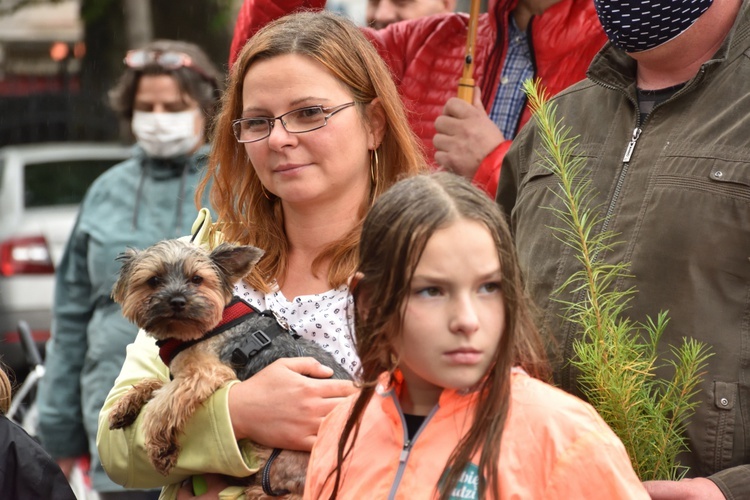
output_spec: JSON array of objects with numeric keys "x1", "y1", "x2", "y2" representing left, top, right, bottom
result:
[{"x1": 0, "y1": 143, "x2": 131, "y2": 383}]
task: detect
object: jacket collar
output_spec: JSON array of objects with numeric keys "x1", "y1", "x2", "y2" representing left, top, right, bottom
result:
[
  {"x1": 132, "y1": 143, "x2": 209, "y2": 180},
  {"x1": 375, "y1": 370, "x2": 478, "y2": 414}
]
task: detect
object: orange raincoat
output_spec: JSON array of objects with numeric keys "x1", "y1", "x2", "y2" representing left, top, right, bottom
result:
[{"x1": 305, "y1": 369, "x2": 648, "y2": 499}]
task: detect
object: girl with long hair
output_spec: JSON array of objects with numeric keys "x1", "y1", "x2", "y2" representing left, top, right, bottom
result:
[{"x1": 305, "y1": 173, "x2": 648, "y2": 499}]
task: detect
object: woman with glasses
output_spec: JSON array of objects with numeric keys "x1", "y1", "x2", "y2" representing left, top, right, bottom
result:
[
  {"x1": 36, "y1": 39, "x2": 223, "y2": 500},
  {"x1": 97, "y1": 12, "x2": 425, "y2": 499}
]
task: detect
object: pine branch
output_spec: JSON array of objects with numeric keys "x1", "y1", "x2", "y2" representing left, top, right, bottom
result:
[{"x1": 523, "y1": 79, "x2": 712, "y2": 480}]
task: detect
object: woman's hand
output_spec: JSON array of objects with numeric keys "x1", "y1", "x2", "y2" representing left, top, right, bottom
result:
[{"x1": 227, "y1": 357, "x2": 357, "y2": 451}]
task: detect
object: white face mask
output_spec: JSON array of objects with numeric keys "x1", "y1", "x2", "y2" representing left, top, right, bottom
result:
[{"x1": 131, "y1": 109, "x2": 203, "y2": 159}]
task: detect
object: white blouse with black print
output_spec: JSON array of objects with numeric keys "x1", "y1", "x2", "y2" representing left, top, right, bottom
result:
[{"x1": 233, "y1": 280, "x2": 359, "y2": 376}]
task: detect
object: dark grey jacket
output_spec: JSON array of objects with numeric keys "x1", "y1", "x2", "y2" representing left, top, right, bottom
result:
[
  {"x1": 0, "y1": 415, "x2": 75, "y2": 499},
  {"x1": 498, "y1": 2, "x2": 750, "y2": 497}
]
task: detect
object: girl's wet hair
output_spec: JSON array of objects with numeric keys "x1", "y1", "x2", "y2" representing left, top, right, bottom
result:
[{"x1": 331, "y1": 172, "x2": 549, "y2": 499}]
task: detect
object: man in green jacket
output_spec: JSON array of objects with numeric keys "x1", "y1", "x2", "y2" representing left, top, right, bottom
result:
[{"x1": 498, "y1": 0, "x2": 749, "y2": 498}]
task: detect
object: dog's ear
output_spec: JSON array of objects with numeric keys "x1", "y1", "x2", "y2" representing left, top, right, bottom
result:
[
  {"x1": 111, "y1": 247, "x2": 140, "y2": 304},
  {"x1": 210, "y1": 243, "x2": 264, "y2": 282}
]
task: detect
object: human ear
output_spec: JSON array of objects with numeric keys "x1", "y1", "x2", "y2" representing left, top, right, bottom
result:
[
  {"x1": 350, "y1": 272, "x2": 372, "y2": 318},
  {"x1": 365, "y1": 98, "x2": 387, "y2": 150},
  {"x1": 349, "y1": 272, "x2": 364, "y2": 292}
]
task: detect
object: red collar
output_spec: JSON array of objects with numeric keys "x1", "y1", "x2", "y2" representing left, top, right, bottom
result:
[{"x1": 156, "y1": 297, "x2": 258, "y2": 366}]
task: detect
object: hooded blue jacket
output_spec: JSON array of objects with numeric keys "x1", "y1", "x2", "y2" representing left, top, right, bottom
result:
[{"x1": 36, "y1": 144, "x2": 211, "y2": 492}]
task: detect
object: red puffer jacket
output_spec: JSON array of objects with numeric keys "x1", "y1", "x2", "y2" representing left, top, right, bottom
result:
[{"x1": 230, "y1": 0, "x2": 606, "y2": 196}]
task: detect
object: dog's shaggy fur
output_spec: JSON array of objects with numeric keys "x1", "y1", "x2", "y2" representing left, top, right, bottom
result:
[{"x1": 108, "y1": 239, "x2": 351, "y2": 498}]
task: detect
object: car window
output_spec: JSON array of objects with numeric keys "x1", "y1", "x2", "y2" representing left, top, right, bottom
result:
[{"x1": 24, "y1": 159, "x2": 120, "y2": 208}]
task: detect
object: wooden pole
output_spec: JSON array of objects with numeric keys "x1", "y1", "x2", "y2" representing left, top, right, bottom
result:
[{"x1": 457, "y1": 0, "x2": 481, "y2": 102}]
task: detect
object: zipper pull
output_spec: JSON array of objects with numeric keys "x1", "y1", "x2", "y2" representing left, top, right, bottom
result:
[
  {"x1": 622, "y1": 127, "x2": 642, "y2": 162},
  {"x1": 399, "y1": 440, "x2": 411, "y2": 463}
]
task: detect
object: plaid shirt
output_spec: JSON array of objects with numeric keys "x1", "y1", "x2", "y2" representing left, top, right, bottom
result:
[{"x1": 489, "y1": 17, "x2": 533, "y2": 140}]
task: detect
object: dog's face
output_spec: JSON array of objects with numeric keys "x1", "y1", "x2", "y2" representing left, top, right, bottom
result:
[{"x1": 112, "y1": 240, "x2": 264, "y2": 341}]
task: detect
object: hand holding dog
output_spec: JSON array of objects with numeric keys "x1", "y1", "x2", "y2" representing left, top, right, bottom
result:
[
  {"x1": 433, "y1": 87, "x2": 505, "y2": 180},
  {"x1": 228, "y1": 357, "x2": 357, "y2": 451}
]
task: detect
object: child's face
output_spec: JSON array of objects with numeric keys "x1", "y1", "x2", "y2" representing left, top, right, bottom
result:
[{"x1": 397, "y1": 218, "x2": 505, "y2": 411}]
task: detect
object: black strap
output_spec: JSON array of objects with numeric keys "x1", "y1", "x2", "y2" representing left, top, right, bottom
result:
[
  {"x1": 229, "y1": 329, "x2": 273, "y2": 366},
  {"x1": 261, "y1": 448, "x2": 290, "y2": 496},
  {"x1": 156, "y1": 297, "x2": 262, "y2": 366},
  {"x1": 229, "y1": 309, "x2": 300, "y2": 368}
]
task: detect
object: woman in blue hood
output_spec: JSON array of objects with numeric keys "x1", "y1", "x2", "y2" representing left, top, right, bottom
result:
[{"x1": 36, "y1": 39, "x2": 222, "y2": 500}]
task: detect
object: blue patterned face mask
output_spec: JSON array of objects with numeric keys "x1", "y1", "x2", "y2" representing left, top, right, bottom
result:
[{"x1": 594, "y1": 0, "x2": 713, "y2": 53}]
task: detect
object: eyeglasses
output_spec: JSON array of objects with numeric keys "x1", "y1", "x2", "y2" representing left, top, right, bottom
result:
[
  {"x1": 232, "y1": 102, "x2": 356, "y2": 143},
  {"x1": 124, "y1": 49, "x2": 214, "y2": 83}
]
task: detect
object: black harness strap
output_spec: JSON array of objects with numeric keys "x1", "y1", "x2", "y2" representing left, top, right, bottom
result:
[
  {"x1": 261, "y1": 448, "x2": 290, "y2": 496},
  {"x1": 156, "y1": 296, "x2": 301, "y2": 370}
]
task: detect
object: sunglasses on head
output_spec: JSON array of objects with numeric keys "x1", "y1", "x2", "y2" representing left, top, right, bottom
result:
[{"x1": 124, "y1": 49, "x2": 215, "y2": 84}]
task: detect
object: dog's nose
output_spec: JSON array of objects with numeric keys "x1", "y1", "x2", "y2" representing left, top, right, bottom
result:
[{"x1": 170, "y1": 296, "x2": 187, "y2": 312}]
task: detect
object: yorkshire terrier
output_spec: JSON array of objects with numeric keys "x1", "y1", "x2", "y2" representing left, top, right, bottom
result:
[{"x1": 108, "y1": 239, "x2": 351, "y2": 498}]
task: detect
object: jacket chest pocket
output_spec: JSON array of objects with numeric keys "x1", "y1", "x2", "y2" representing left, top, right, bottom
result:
[
  {"x1": 640, "y1": 155, "x2": 750, "y2": 280},
  {"x1": 705, "y1": 161, "x2": 750, "y2": 199},
  {"x1": 654, "y1": 151, "x2": 750, "y2": 200},
  {"x1": 692, "y1": 380, "x2": 738, "y2": 475}
]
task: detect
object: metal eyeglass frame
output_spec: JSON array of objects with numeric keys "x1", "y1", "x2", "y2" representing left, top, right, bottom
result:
[{"x1": 231, "y1": 102, "x2": 356, "y2": 143}]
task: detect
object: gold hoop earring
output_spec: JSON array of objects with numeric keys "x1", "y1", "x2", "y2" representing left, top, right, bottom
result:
[{"x1": 370, "y1": 148, "x2": 379, "y2": 187}]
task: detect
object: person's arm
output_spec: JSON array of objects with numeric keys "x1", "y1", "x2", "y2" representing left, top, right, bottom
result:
[
  {"x1": 643, "y1": 477, "x2": 726, "y2": 499},
  {"x1": 36, "y1": 213, "x2": 92, "y2": 462},
  {"x1": 544, "y1": 416, "x2": 650, "y2": 499},
  {"x1": 97, "y1": 331, "x2": 357, "y2": 489},
  {"x1": 229, "y1": 0, "x2": 326, "y2": 66},
  {"x1": 473, "y1": 140, "x2": 512, "y2": 197},
  {"x1": 96, "y1": 329, "x2": 257, "y2": 489},
  {"x1": 642, "y1": 465, "x2": 750, "y2": 499},
  {"x1": 227, "y1": 357, "x2": 356, "y2": 450},
  {"x1": 709, "y1": 465, "x2": 750, "y2": 499}
]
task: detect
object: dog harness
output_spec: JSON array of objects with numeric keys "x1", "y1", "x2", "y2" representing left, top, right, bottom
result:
[
  {"x1": 155, "y1": 296, "x2": 299, "y2": 497},
  {"x1": 156, "y1": 296, "x2": 298, "y2": 366}
]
